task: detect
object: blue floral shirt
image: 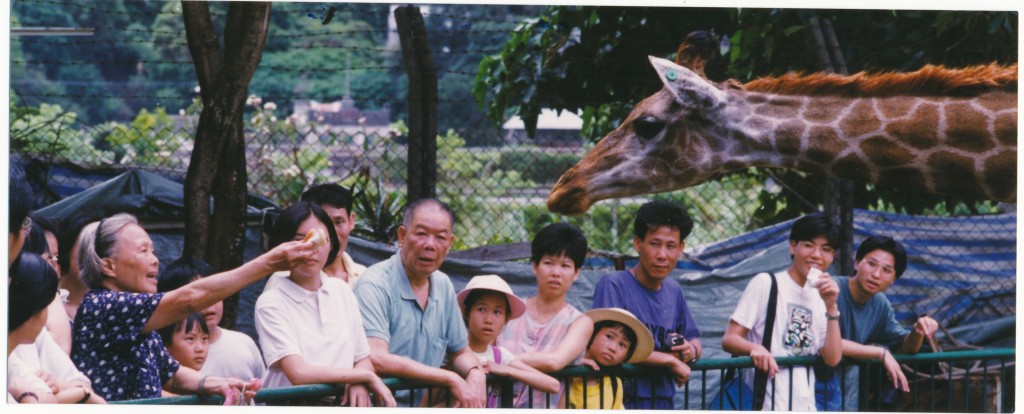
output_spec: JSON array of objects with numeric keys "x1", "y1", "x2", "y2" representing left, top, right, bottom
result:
[{"x1": 71, "y1": 289, "x2": 180, "y2": 401}]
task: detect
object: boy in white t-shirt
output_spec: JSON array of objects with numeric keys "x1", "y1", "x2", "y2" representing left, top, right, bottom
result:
[{"x1": 722, "y1": 213, "x2": 843, "y2": 411}]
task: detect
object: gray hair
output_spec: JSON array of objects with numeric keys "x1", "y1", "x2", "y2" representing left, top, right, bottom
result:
[
  {"x1": 78, "y1": 213, "x2": 139, "y2": 289},
  {"x1": 402, "y1": 198, "x2": 455, "y2": 230}
]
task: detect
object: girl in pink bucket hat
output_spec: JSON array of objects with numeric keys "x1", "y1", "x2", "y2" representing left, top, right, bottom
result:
[{"x1": 457, "y1": 275, "x2": 559, "y2": 407}]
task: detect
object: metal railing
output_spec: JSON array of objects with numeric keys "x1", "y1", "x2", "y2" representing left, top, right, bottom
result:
[{"x1": 113, "y1": 348, "x2": 1014, "y2": 411}]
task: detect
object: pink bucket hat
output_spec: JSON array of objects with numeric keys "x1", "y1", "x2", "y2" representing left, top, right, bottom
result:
[{"x1": 457, "y1": 274, "x2": 527, "y2": 320}]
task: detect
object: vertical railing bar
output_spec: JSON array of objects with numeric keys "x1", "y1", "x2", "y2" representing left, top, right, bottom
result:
[
  {"x1": 787, "y1": 365, "x2": 795, "y2": 411},
  {"x1": 982, "y1": 359, "x2": 988, "y2": 413},
  {"x1": 770, "y1": 371, "x2": 776, "y2": 410},
  {"x1": 684, "y1": 376, "x2": 690, "y2": 408},
  {"x1": 839, "y1": 363, "x2": 846, "y2": 411},
  {"x1": 599, "y1": 373, "x2": 605, "y2": 409},
  {"x1": 583, "y1": 374, "x2": 588, "y2": 409},
  {"x1": 700, "y1": 369, "x2": 707, "y2": 410},
  {"x1": 963, "y1": 361, "x2": 969, "y2": 413},
  {"x1": 879, "y1": 357, "x2": 888, "y2": 412},
  {"x1": 626, "y1": 370, "x2": 634, "y2": 409},
  {"x1": 917, "y1": 362, "x2": 925, "y2": 409},
  {"x1": 544, "y1": 382, "x2": 549, "y2": 409},
  {"x1": 1000, "y1": 358, "x2": 1006, "y2": 413},
  {"x1": 930, "y1": 362, "x2": 936, "y2": 412},
  {"x1": 738, "y1": 368, "x2": 744, "y2": 407},
  {"x1": 947, "y1": 360, "x2": 953, "y2": 413}
]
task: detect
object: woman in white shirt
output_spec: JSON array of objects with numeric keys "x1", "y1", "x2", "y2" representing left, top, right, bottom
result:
[{"x1": 255, "y1": 202, "x2": 395, "y2": 407}]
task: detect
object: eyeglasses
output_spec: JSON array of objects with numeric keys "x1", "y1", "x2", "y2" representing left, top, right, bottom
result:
[{"x1": 43, "y1": 253, "x2": 59, "y2": 267}]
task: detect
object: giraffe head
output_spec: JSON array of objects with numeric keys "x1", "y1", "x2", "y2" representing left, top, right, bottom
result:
[{"x1": 548, "y1": 57, "x2": 738, "y2": 215}]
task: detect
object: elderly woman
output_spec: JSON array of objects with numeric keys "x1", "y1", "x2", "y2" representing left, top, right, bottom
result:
[
  {"x1": 70, "y1": 213, "x2": 314, "y2": 402},
  {"x1": 255, "y1": 202, "x2": 395, "y2": 407}
]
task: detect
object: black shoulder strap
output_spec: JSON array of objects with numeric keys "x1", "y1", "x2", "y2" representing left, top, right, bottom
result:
[{"x1": 752, "y1": 272, "x2": 779, "y2": 411}]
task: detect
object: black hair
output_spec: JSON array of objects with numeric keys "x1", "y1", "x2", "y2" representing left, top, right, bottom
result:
[
  {"x1": 587, "y1": 320, "x2": 639, "y2": 365},
  {"x1": 58, "y1": 211, "x2": 101, "y2": 275},
  {"x1": 633, "y1": 200, "x2": 694, "y2": 241},
  {"x1": 23, "y1": 221, "x2": 49, "y2": 256},
  {"x1": 9, "y1": 162, "x2": 34, "y2": 237},
  {"x1": 403, "y1": 198, "x2": 455, "y2": 230},
  {"x1": 31, "y1": 214, "x2": 61, "y2": 241},
  {"x1": 530, "y1": 222, "x2": 588, "y2": 269},
  {"x1": 461, "y1": 289, "x2": 511, "y2": 325},
  {"x1": 301, "y1": 183, "x2": 355, "y2": 213},
  {"x1": 789, "y1": 212, "x2": 840, "y2": 247},
  {"x1": 8, "y1": 253, "x2": 59, "y2": 332},
  {"x1": 855, "y1": 235, "x2": 908, "y2": 279},
  {"x1": 270, "y1": 201, "x2": 340, "y2": 266},
  {"x1": 158, "y1": 312, "x2": 210, "y2": 345},
  {"x1": 159, "y1": 257, "x2": 215, "y2": 293}
]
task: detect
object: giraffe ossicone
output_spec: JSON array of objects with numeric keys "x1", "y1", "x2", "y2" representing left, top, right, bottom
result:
[{"x1": 548, "y1": 57, "x2": 1017, "y2": 215}]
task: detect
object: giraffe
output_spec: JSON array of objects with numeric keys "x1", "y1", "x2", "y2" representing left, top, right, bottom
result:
[{"x1": 547, "y1": 57, "x2": 1017, "y2": 215}]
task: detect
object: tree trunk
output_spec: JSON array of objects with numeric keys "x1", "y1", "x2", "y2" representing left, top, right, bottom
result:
[
  {"x1": 182, "y1": 2, "x2": 271, "y2": 328},
  {"x1": 396, "y1": 5, "x2": 438, "y2": 202}
]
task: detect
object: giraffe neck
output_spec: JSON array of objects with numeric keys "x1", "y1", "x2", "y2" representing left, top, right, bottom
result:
[{"x1": 719, "y1": 90, "x2": 1016, "y2": 201}]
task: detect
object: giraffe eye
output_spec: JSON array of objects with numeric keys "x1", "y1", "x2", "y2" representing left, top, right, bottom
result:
[{"x1": 634, "y1": 116, "x2": 664, "y2": 140}]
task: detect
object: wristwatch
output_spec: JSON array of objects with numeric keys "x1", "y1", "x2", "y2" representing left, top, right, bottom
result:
[{"x1": 826, "y1": 311, "x2": 840, "y2": 321}]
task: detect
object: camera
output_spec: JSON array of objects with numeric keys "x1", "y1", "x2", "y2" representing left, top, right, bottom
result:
[{"x1": 668, "y1": 333, "x2": 685, "y2": 347}]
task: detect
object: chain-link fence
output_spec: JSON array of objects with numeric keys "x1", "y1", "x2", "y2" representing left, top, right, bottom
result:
[{"x1": 12, "y1": 113, "x2": 1015, "y2": 331}]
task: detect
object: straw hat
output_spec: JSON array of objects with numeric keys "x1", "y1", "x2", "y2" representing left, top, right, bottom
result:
[
  {"x1": 585, "y1": 307, "x2": 655, "y2": 364},
  {"x1": 457, "y1": 275, "x2": 527, "y2": 319}
]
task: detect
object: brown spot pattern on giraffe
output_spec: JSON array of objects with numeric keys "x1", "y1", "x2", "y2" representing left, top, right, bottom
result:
[
  {"x1": 887, "y1": 104, "x2": 939, "y2": 150},
  {"x1": 983, "y1": 150, "x2": 1016, "y2": 201},
  {"x1": 944, "y1": 102, "x2": 996, "y2": 153},
  {"x1": 927, "y1": 151, "x2": 979, "y2": 195},
  {"x1": 974, "y1": 91, "x2": 1017, "y2": 112},
  {"x1": 831, "y1": 154, "x2": 872, "y2": 181},
  {"x1": 803, "y1": 98, "x2": 845, "y2": 123},
  {"x1": 752, "y1": 96, "x2": 801, "y2": 119},
  {"x1": 859, "y1": 136, "x2": 914, "y2": 168},
  {"x1": 838, "y1": 100, "x2": 881, "y2": 137},
  {"x1": 805, "y1": 126, "x2": 841, "y2": 164},
  {"x1": 775, "y1": 135, "x2": 802, "y2": 156},
  {"x1": 994, "y1": 113, "x2": 1016, "y2": 147},
  {"x1": 877, "y1": 99, "x2": 915, "y2": 119},
  {"x1": 878, "y1": 167, "x2": 927, "y2": 191}
]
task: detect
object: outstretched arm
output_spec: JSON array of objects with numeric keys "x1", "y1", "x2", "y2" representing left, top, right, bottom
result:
[
  {"x1": 514, "y1": 315, "x2": 593, "y2": 372},
  {"x1": 145, "y1": 241, "x2": 314, "y2": 333},
  {"x1": 487, "y1": 358, "x2": 560, "y2": 394}
]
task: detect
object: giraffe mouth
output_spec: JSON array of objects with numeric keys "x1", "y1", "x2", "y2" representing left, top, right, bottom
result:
[{"x1": 547, "y1": 185, "x2": 591, "y2": 215}]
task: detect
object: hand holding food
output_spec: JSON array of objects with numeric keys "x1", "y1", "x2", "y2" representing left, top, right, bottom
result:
[{"x1": 302, "y1": 228, "x2": 329, "y2": 247}]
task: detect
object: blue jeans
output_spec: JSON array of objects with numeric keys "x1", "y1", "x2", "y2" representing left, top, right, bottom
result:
[{"x1": 815, "y1": 372, "x2": 842, "y2": 411}]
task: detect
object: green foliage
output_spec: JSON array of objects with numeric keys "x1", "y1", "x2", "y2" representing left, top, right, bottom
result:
[
  {"x1": 493, "y1": 149, "x2": 580, "y2": 184},
  {"x1": 245, "y1": 97, "x2": 343, "y2": 206},
  {"x1": 9, "y1": 96, "x2": 114, "y2": 165},
  {"x1": 102, "y1": 108, "x2": 189, "y2": 166},
  {"x1": 347, "y1": 169, "x2": 406, "y2": 244}
]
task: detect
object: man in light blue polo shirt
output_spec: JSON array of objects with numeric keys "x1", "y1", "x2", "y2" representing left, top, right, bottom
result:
[{"x1": 354, "y1": 198, "x2": 485, "y2": 407}]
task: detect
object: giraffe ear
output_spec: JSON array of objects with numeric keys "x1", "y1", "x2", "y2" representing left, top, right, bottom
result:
[{"x1": 649, "y1": 56, "x2": 726, "y2": 110}]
